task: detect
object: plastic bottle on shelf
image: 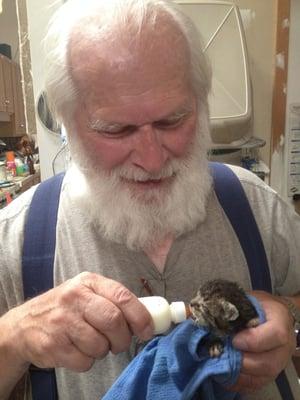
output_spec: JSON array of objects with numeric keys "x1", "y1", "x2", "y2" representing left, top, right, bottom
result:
[
  {"x1": 5, "y1": 151, "x2": 15, "y2": 163},
  {"x1": 15, "y1": 158, "x2": 25, "y2": 176},
  {"x1": 25, "y1": 155, "x2": 35, "y2": 175},
  {"x1": 6, "y1": 161, "x2": 16, "y2": 179},
  {"x1": 138, "y1": 296, "x2": 191, "y2": 335},
  {"x1": 5, "y1": 151, "x2": 16, "y2": 179}
]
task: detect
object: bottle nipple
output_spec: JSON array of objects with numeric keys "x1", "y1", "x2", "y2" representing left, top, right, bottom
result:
[
  {"x1": 169, "y1": 301, "x2": 192, "y2": 323},
  {"x1": 139, "y1": 296, "x2": 191, "y2": 335}
]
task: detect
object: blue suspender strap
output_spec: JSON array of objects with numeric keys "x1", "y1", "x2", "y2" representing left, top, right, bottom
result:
[
  {"x1": 210, "y1": 162, "x2": 295, "y2": 400},
  {"x1": 22, "y1": 173, "x2": 64, "y2": 400},
  {"x1": 210, "y1": 162, "x2": 272, "y2": 292},
  {"x1": 22, "y1": 172, "x2": 64, "y2": 298}
]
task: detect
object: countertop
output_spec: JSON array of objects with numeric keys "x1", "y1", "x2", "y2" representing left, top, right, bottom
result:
[{"x1": 0, "y1": 169, "x2": 40, "y2": 208}]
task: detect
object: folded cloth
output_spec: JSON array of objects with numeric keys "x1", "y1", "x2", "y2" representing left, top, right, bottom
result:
[{"x1": 103, "y1": 295, "x2": 265, "y2": 400}]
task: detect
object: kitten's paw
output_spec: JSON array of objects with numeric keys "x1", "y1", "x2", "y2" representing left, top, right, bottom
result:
[
  {"x1": 209, "y1": 341, "x2": 224, "y2": 357},
  {"x1": 246, "y1": 317, "x2": 260, "y2": 328}
]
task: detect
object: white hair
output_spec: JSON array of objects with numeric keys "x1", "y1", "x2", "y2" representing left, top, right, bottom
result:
[
  {"x1": 68, "y1": 105, "x2": 212, "y2": 251},
  {"x1": 43, "y1": 0, "x2": 212, "y2": 125}
]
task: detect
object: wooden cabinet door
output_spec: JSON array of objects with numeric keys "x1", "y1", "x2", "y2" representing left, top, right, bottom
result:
[
  {"x1": 11, "y1": 63, "x2": 26, "y2": 135},
  {"x1": 0, "y1": 59, "x2": 27, "y2": 137},
  {"x1": 0, "y1": 55, "x2": 14, "y2": 114},
  {"x1": 0, "y1": 60, "x2": 6, "y2": 113}
]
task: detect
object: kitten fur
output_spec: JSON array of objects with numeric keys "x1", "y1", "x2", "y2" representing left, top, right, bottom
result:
[{"x1": 189, "y1": 279, "x2": 259, "y2": 356}]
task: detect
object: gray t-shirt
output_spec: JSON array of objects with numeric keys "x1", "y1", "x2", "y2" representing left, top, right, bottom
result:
[{"x1": 1, "y1": 165, "x2": 300, "y2": 399}]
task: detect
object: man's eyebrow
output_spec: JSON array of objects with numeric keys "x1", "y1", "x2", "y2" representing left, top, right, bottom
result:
[
  {"x1": 88, "y1": 103, "x2": 194, "y2": 131},
  {"x1": 159, "y1": 105, "x2": 193, "y2": 122},
  {"x1": 88, "y1": 120, "x2": 127, "y2": 132}
]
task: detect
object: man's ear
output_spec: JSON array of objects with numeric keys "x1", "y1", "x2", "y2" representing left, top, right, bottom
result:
[{"x1": 219, "y1": 299, "x2": 239, "y2": 321}]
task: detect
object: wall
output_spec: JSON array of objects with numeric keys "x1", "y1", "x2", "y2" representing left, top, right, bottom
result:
[
  {"x1": 271, "y1": 0, "x2": 300, "y2": 199},
  {"x1": 0, "y1": 0, "x2": 19, "y2": 62},
  {"x1": 235, "y1": 0, "x2": 277, "y2": 166},
  {"x1": 285, "y1": 0, "x2": 300, "y2": 199},
  {"x1": 26, "y1": 0, "x2": 64, "y2": 180}
]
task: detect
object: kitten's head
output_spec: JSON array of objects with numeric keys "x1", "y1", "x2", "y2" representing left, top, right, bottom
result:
[{"x1": 190, "y1": 291, "x2": 239, "y2": 334}]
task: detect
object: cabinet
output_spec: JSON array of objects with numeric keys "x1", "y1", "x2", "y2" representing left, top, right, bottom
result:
[
  {"x1": 0, "y1": 55, "x2": 27, "y2": 136},
  {"x1": 0, "y1": 55, "x2": 14, "y2": 114},
  {"x1": 11, "y1": 63, "x2": 26, "y2": 135},
  {"x1": 0, "y1": 60, "x2": 5, "y2": 113}
]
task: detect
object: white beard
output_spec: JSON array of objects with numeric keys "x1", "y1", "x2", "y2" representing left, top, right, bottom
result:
[{"x1": 67, "y1": 112, "x2": 213, "y2": 251}]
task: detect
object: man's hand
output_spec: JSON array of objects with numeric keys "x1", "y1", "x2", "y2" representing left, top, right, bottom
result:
[
  {"x1": 229, "y1": 291, "x2": 296, "y2": 394},
  {"x1": 1, "y1": 272, "x2": 154, "y2": 373}
]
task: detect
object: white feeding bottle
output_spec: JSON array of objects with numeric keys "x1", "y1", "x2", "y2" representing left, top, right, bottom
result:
[{"x1": 139, "y1": 296, "x2": 191, "y2": 334}]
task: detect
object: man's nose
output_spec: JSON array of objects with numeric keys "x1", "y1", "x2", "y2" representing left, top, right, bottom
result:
[{"x1": 131, "y1": 125, "x2": 168, "y2": 173}]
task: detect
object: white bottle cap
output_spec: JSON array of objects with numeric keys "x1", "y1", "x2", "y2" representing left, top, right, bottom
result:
[
  {"x1": 169, "y1": 301, "x2": 187, "y2": 324},
  {"x1": 139, "y1": 296, "x2": 172, "y2": 334}
]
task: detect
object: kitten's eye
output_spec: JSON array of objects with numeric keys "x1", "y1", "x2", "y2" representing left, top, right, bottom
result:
[{"x1": 190, "y1": 300, "x2": 200, "y2": 309}]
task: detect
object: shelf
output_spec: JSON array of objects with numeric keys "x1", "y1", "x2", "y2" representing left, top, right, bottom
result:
[{"x1": 210, "y1": 136, "x2": 266, "y2": 151}]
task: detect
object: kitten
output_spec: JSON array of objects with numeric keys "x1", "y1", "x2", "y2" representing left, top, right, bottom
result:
[{"x1": 189, "y1": 279, "x2": 260, "y2": 357}]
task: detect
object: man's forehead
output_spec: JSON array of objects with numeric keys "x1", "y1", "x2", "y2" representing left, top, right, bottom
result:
[{"x1": 68, "y1": 16, "x2": 191, "y2": 95}]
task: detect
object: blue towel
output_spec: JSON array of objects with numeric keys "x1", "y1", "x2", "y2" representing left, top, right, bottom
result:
[{"x1": 103, "y1": 296, "x2": 265, "y2": 400}]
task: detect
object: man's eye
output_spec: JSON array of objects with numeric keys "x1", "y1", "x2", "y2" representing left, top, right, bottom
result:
[
  {"x1": 95, "y1": 125, "x2": 136, "y2": 137},
  {"x1": 154, "y1": 117, "x2": 184, "y2": 130}
]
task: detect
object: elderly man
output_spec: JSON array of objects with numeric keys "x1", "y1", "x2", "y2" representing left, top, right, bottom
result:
[{"x1": 1, "y1": 0, "x2": 300, "y2": 399}]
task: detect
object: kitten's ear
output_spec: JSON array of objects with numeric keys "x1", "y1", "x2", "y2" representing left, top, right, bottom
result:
[{"x1": 220, "y1": 299, "x2": 239, "y2": 321}]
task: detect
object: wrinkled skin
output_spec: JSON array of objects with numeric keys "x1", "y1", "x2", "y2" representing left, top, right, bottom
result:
[
  {"x1": 1, "y1": 272, "x2": 153, "y2": 372},
  {"x1": 229, "y1": 291, "x2": 296, "y2": 394}
]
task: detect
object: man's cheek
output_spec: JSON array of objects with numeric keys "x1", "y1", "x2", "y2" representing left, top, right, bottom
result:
[
  {"x1": 85, "y1": 142, "x2": 129, "y2": 171},
  {"x1": 172, "y1": 126, "x2": 196, "y2": 156}
]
